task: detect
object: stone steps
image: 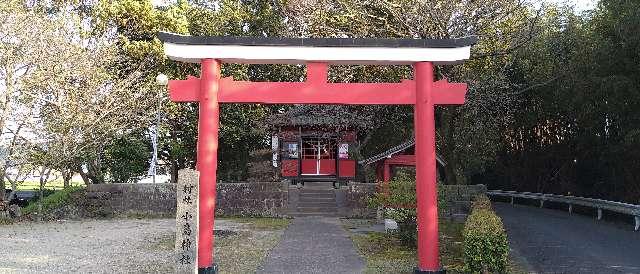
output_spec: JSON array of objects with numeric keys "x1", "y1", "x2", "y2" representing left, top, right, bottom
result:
[
  {"x1": 288, "y1": 212, "x2": 339, "y2": 217},
  {"x1": 300, "y1": 188, "x2": 335, "y2": 194},
  {"x1": 303, "y1": 181, "x2": 334, "y2": 189},
  {"x1": 296, "y1": 201, "x2": 337, "y2": 207},
  {"x1": 291, "y1": 182, "x2": 339, "y2": 217},
  {"x1": 297, "y1": 206, "x2": 338, "y2": 213},
  {"x1": 300, "y1": 192, "x2": 336, "y2": 200}
]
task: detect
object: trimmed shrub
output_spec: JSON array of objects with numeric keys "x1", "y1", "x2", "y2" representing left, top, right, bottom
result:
[
  {"x1": 463, "y1": 208, "x2": 509, "y2": 273},
  {"x1": 395, "y1": 220, "x2": 417, "y2": 247},
  {"x1": 471, "y1": 194, "x2": 492, "y2": 210},
  {"x1": 368, "y1": 174, "x2": 450, "y2": 213}
]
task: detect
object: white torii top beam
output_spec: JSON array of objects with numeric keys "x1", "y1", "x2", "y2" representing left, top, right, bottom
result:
[{"x1": 159, "y1": 32, "x2": 477, "y2": 65}]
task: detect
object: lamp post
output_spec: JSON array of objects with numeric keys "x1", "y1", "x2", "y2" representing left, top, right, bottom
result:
[{"x1": 153, "y1": 74, "x2": 168, "y2": 184}]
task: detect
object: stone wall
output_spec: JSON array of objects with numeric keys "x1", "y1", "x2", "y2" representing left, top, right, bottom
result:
[
  {"x1": 85, "y1": 180, "x2": 288, "y2": 217},
  {"x1": 338, "y1": 182, "x2": 377, "y2": 218},
  {"x1": 215, "y1": 182, "x2": 288, "y2": 217},
  {"x1": 83, "y1": 179, "x2": 484, "y2": 219},
  {"x1": 337, "y1": 182, "x2": 487, "y2": 219},
  {"x1": 86, "y1": 183, "x2": 177, "y2": 217},
  {"x1": 439, "y1": 184, "x2": 488, "y2": 219}
]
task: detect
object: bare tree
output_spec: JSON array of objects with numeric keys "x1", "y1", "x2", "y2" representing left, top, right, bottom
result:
[{"x1": 1, "y1": 0, "x2": 156, "y2": 192}]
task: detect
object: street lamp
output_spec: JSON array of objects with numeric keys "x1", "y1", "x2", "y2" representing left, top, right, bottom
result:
[
  {"x1": 156, "y1": 73, "x2": 169, "y2": 86},
  {"x1": 151, "y1": 74, "x2": 168, "y2": 184}
]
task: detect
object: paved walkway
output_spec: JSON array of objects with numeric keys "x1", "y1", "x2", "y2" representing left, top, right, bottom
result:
[
  {"x1": 494, "y1": 203, "x2": 640, "y2": 273},
  {"x1": 258, "y1": 217, "x2": 365, "y2": 274}
]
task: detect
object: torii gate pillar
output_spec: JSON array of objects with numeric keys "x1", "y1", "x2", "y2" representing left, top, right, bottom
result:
[
  {"x1": 414, "y1": 62, "x2": 441, "y2": 272},
  {"x1": 196, "y1": 59, "x2": 220, "y2": 273}
]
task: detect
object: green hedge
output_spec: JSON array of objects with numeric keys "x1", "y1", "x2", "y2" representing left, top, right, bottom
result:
[{"x1": 462, "y1": 200, "x2": 509, "y2": 273}]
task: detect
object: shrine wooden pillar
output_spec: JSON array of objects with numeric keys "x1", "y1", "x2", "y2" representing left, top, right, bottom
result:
[
  {"x1": 383, "y1": 161, "x2": 392, "y2": 196},
  {"x1": 383, "y1": 162, "x2": 392, "y2": 182},
  {"x1": 197, "y1": 59, "x2": 220, "y2": 272}
]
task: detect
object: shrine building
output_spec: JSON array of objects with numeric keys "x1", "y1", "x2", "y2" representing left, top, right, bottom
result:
[{"x1": 268, "y1": 105, "x2": 363, "y2": 185}]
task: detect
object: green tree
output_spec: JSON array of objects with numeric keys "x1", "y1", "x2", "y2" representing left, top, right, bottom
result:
[
  {"x1": 481, "y1": 0, "x2": 640, "y2": 203},
  {"x1": 92, "y1": 0, "x2": 296, "y2": 182},
  {"x1": 92, "y1": 0, "x2": 197, "y2": 183},
  {"x1": 285, "y1": 0, "x2": 541, "y2": 184},
  {"x1": 103, "y1": 135, "x2": 150, "y2": 184}
]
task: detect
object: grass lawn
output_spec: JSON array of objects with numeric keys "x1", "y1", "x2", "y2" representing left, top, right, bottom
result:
[
  {"x1": 214, "y1": 217, "x2": 290, "y2": 273},
  {"x1": 152, "y1": 217, "x2": 290, "y2": 274},
  {"x1": 220, "y1": 217, "x2": 291, "y2": 230},
  {"x1": 11, "y1": 180, "x2": 84, "y2": 190},
  {"x1": 346, "y1": 219, "x2": 528, "y2": 274}
]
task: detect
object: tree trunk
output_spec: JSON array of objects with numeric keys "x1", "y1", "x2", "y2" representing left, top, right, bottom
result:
[
  {"x1": 439, "y1": 109, "x2": 461, "y2": 185},
  {"x1": 38, "y1": 178, "x2": 44, "y2": 221},
  {"x1": 2, "y1": 166, "x2": 18, "y2": 205},
  {"x1": 78, "y1": 167, "x2": 91, "y2": 185},
  {"x1": 38, "y1": 168, "x2": 51, "y2": 221},
  {"x1": 443, "y1": 159, "x2": 457, "y2": 185},
  {"x1": 170, "y1": 159, "x2": 179, "y2": 184},
  {"x1": 85, "y1": 159, "x2": 104, "y2": 184},
  {"x1": 0, "y1": 169, "x2": 5, "y2": 202},
  {"x1": 62, "y1": 169, "x2": 72, "y2": 189}
]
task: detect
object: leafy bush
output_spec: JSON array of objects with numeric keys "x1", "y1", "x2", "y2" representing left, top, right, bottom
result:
[
  {"x1": 368, "y1": 174, "x2": 448, "y2": 213},
  {"x1": 23, "y1": 186, "x2": 84, "y2": 215},
  {"x1": 395, "y1": 220, "x2": 417, "y2": 247},
  {"x1": 471, "y1": 194, "x2": 492, "y2": 210},
  {"x1": 463, "y1": 207, "x2": 509, "y2": 273},
  {"x1": 368, "y1": 174, "x2": 447, "y2": 247}
]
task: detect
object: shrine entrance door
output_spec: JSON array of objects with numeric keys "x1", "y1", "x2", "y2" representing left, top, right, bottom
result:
[{"x1": 301, "y1": 137, "x2": 336, "y2": 175}]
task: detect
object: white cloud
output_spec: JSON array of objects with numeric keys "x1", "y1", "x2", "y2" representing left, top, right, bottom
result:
[
  {"x1": 151, "y1": 0, "x2": 176, "y2": 7},
  {"x1": 549, "y1": 0, "x2": 597, "y2": 11}
]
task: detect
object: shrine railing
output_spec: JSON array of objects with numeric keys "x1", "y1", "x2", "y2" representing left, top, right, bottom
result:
[{"x1": 487, "y1": 190, "x2": 640, "y2": 231}]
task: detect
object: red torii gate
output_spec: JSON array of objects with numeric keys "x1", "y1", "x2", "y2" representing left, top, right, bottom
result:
[{"x1": 159, "y1": 32, "x2": 476, "y2": 274}]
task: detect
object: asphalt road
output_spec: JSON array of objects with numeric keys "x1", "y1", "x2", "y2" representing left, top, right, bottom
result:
[{"x1": 494, "y1": 202, "x2": 640, "y2": 274}]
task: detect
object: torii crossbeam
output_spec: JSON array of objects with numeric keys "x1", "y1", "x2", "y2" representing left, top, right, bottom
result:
[{"x1": 159, "y1": 32, "x2": 477, "y2": 274}]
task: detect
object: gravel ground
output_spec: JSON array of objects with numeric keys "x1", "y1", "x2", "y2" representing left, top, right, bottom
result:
[
  {"x1": 0, "y1": 218, "x2": 286, "y2": 274},
  {"x1": 0, "y1": 218, "x2": 176, "y2": 273}
]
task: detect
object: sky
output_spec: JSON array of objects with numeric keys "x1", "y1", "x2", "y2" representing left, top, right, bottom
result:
[
  {"x1": 551, "y1": 0, "x2": 598, "y2": 11},
  {"x1": 153, "y1": 0, "x2": 599, "y2": 11}
]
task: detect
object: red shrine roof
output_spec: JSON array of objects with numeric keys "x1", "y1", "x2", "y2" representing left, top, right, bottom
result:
[
  {"x1": 359, "y1": 138, "x2": 446, "y2": 166},
  {"x1": 267, "y1": 105, "x2": 372, "y2": 129}
]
